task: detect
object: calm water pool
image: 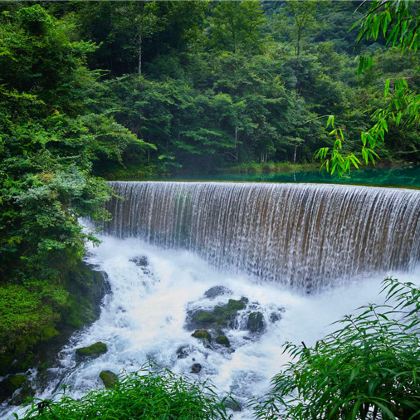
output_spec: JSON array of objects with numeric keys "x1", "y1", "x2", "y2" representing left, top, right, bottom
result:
[{"x1": 170, "y1": 166, "x2": 420, "y2": 188}]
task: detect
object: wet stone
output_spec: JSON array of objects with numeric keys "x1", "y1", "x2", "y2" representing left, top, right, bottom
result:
[
  {"x1": 0, "y1": 374, "x2": 28, "y2": 403},
  {"x1": 270, "y1": 311, "x2": 282, "y2": 323},
  {"x1": 247, "y1": 312, "x2": 265, "y2": 333},
  {"x1": 191, "y1": 329, "x2": 211, "y2": 342},
  {"x1": 215, "y1": 334, "x2": 230, "y2": 347},
  {"x1": 225, "y1": 397, "x2": 242, "y2": 412},
  {"x1": 76, "y1": 341, "x2": 108, "y2": 359},
  {"x1": 188, "y1": 297, "x2": 249, "y2": 329},
  {"x1": 204, "y1": 286, "x2": 232, "y2": 299},
  {"x1": 176, "y1": 345, "x2": 194, "y2": 359},
  {"x1": 191, "y1": 363, "x2": 202, "y2": 374},
  {"x1": 10, "y1": 383, "x2": 34, "y2": 406},
  {"x1": 129, "y1": 256, "x2": 149, "y2": 267}
]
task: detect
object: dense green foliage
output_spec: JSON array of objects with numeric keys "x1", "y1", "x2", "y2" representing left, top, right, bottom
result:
[
  {"x1": 316, "y1": 0, "x2": 419, "y2": 175},
  {"x1": 0, "y1": 4, "x2": 149, "y2": 371},
  {"x1": 0, "y1": 0, "x2": 418, "y2": 404},
  {"x1": 34, "y1": 0, "x2": 420, "y2": 175},
  {"x1": 22, "y1": 369, "x2": 229, "y2": 419},
  {"x1": 253, "y1": 278, "x2": 420, "y2": 419}
]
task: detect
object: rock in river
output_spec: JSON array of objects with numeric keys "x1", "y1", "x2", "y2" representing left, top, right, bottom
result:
[
  {"x1": 76, "y1": 341, "x2": 108, "y2": 359},
  {"x1": 99, "y1": 370, "x2": 118, "y2": 389}
]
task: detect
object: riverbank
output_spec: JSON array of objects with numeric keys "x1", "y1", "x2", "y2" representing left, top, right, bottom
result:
[
  {"x1": 221, "y1": 161, "x2": 318, "y2": 174},
  {"x1": 101, "y1": 162, "x2": 318, "y2": 180},
  {"x1": 0, "y1": 262, "x2": 108, "y2": 405}
]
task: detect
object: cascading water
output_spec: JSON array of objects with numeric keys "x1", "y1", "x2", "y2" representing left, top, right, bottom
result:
[
  {"x1": 105, "y1": 182, "x2": 420, "y2": 290},
  {"x1": 2, "y1": 182, "x2": 420, "y2": 419}
]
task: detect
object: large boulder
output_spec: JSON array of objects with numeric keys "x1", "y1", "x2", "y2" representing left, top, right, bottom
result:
[
  {"x1": 76, "y1": 342, "x2": 108, "y2": 359},
  {"x1": 188, "y1": 297, "x2": 248, "y2": 329}
]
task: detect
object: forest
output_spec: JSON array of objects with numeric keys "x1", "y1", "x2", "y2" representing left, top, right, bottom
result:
[{"x1": 0, "y1": 1, "x2": 419, "y2": 419}]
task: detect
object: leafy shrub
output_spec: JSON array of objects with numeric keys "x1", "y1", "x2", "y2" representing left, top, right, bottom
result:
[
  {"x1": 253, "y1": 278, "x2": 420, "y2": 419},
  {"x1": 22, "y1": 369, "x2": 230, "y2": 420}
]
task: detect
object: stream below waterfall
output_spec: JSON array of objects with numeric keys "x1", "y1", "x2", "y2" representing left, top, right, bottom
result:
[{"x1": 3, "y1": 234, "x2": 419, "y2": 419}]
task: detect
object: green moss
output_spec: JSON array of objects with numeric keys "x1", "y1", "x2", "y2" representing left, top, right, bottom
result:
[
  {"x1": 215, "y1": 334, "x2": 230, "y2": 347},
  {"x1": 8, "y1": 374, "x2": 27, "y2": 389},
  {"x1": 191, "y1": 329, "x2": 211, "y2": 341},
  {"x1": 63, "y1": 263, "x2": 107, "y2": 329},
  {"x1": 0, "y1": 283, "x2": 64, "y2": 374},
  {"x1": 99, "y1": 370, "x2": 118, "y2": 389},
  {"x1": 76, "y1": 342, "x2": 108, "y2": 358},
  {"x1": 0, "y1": 374, "x2": 29, "y2": 403},
  {"x1": 0, "y1": 263, "x2": 106, "y2": 376},
  {"x1": 193, "y1": 311, "x2": 218, "y2": 324},
  {"x1": 191, "y1": 298, "x2": 248, "y2": 328}
]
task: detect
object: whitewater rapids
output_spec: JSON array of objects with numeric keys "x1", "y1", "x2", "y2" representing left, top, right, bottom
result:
[{"x1": 4, "y1": 235, "x2": 418, "y2": 419}]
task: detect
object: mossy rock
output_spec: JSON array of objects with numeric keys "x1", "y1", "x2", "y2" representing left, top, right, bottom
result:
[
  {"x1": 76, "y1": 341, "x2": 108, "y2": 358},
  {"x1": 190, "y1": 297, "x2": 248, "y2": 329},
  {"x1": 0, "y1": 262, "x2": 108, "y2": 380},
  {"x1": 247, "y1": 312, "x2": 265, "y2": 333},
  {"x1": 9, "y1": 374, "x2": 27, "y2": 389},
  {"x1": 10, "y1": 381, "x2": 34, "y2": 406},
  {"x1": 225, "y1": 397, "x2": 242, "y2": 412},
  {"x1": 0, "y1": 374, "x2": 29, "y2": 403},
  {"x1": 191, "y1": 329, "x2": 211, "y2": 342},
  {"x1": 99, "y1": 370, "x2": 118, "y2": 389},
  {"x1": 215, "y1": 334, "x2": 230, "y2": 347}
]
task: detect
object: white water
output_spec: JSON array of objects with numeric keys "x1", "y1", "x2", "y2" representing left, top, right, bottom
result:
[
  {"x1": 105, "y1": 182, "x2": 420, "y2": 290},
  {"x1": 4, "y1": 234, "x2": 419, "y2": 419}
]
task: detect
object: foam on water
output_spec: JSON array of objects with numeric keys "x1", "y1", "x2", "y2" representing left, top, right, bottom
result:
[{"x1": 3, "y1": 235, "x2": 418, "y2": 419}]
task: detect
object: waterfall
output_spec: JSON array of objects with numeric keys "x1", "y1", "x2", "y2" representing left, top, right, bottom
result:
[{"x1": 103, "y1": 182, "x2": 420, "y2": 290}]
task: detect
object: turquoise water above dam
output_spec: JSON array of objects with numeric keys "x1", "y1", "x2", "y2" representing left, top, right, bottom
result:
[{"x1": 172, "y1": 166, "x2": 420, "y2": 188}]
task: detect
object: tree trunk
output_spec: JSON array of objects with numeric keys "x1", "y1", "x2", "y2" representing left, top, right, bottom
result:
[
  {"x1": 138, "y1": 33, "x2": 142, "y2": 75},
  {"x1": 234, "y1": 126, "x2": 238, "y2": 161},
  {"x1": 296, "y1": 26, "x2": 301, "y2": 56},
  {"x1": 293, "y1": 144, "x2": 297, "y2": 163}
]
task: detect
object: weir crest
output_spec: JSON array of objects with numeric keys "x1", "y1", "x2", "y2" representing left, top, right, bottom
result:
[{"x1": 103, "y1": 182, "x2": 420, "y2": 290}]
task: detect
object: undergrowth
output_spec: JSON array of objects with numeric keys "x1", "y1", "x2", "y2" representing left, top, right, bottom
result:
[
  {"x1": 252, "y1": 278, "x2": 420, "y2": 419},
  {"x1": 21, "y1": 368, "x2": 230, "y2": 420}
]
